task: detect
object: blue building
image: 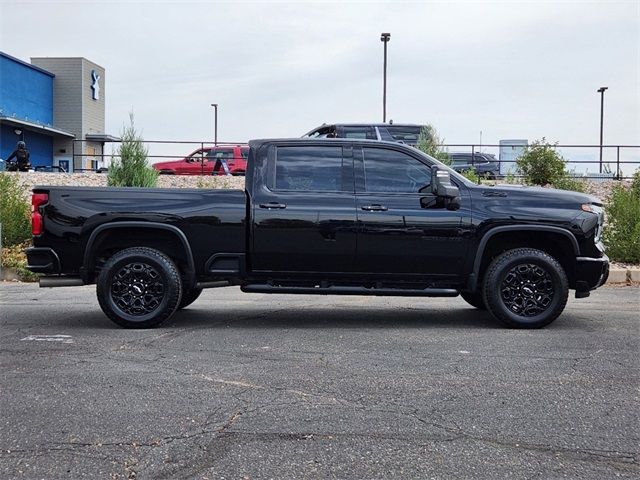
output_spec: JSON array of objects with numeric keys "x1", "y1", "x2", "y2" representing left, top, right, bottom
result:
[{"x1": 0, "y1": 52, "x2": 75, "y2": 168}]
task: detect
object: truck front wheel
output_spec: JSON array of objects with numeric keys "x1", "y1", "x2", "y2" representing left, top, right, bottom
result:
[
  {"x1": 483, "y1": 248, "x2": 568, "y2": 329},
  {"x1": 97, "y1": 247, "x2": 183, "y2": 328}
]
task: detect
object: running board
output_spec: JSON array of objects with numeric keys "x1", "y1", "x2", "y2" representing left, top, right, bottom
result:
[
  {"x1": 39, "y1": 276, "x2": 84, "y2": 288},
  {"x1": 241, "y1": 284, "x2": 459, "y2": 297}
]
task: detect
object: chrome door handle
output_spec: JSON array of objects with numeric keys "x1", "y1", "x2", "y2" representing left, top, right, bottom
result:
[
  {"x1": 361, "y1": 204, "x2": 388, "y2": 212},
  {"x1": 259, "y1": 202, "x2": 287, "y2": 209}
]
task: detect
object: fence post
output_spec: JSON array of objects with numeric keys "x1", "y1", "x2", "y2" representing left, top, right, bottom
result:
[{"x1": 616, "y1": 146, "x2": 621, "y2": 180}]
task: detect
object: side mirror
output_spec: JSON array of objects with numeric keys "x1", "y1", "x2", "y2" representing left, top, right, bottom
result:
[{"x1": 430, "y1": 166, "x2": 461, "y2": 211}]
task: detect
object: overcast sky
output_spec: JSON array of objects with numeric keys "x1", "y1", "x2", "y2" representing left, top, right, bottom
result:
[{"x1": 1, "y1": 0, "x2": 638, "y2": 153}]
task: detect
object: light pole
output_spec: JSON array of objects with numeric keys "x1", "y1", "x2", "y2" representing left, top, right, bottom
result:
[
  {"x1": 211, "y1": 103, "x2": 218, "y2": 145},
  {"x1": 380, "y1": 33, "x2": 391, "y2": 123},
  {"x1": 597, "y1": 87, "x2": 607, "y2": 174}
]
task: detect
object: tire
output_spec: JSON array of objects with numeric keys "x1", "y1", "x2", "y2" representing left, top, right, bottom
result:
[
  {"x1": 460, "y1": 291, "x2": 487, "y2": 310},
  {"x1": 482, "y1": 248, "x2": 568, "y2": 329},
  {"x1": 97, "y1": 247, "x2": 183, "y2": 328},
  {"x1": 178, "y1": 287, "x2": 203, "y2": 310}
]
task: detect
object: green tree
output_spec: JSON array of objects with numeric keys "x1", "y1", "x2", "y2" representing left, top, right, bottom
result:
[
  {"x1": 108, "y1": 114, "x2": 158, "y2": 187},
  {"x1": 516, "y1": 138, "x2": 565, "y2": 186},
  {"x1": 415, "y1": 124, "x2": 450, "y2": 164}
]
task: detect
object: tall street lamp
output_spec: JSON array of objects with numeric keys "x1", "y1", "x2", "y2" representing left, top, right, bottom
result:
[
  {"x1": 597, "y1": 87, "x2": 607, "y2": 174},
  {"x1": 380, "y1": 33, "x2": 391, "y2": 123},
  {"x1": 211, "y1": 103, "x2": 218, "y2": 146}
]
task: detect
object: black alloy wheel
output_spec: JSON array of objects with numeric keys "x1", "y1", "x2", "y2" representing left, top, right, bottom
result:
[
  {"x1": 500, "y1": 263, "x2": 554, "y2": 317},
  {"x1": 97, "y1": 247, "x2": 182, "y2": 328},
  {"x1": 483, "y1": 248, "x2": 568, "y2": 328}
]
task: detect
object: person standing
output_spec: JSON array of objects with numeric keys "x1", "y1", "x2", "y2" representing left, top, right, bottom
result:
[{"x1": 6, "y1": 141, "x2": 31, "y2": 172}]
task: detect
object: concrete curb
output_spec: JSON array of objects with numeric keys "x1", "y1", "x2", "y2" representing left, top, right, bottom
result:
[{"x1": 606, "y1": 268, "x2": 640, "y2": 285}]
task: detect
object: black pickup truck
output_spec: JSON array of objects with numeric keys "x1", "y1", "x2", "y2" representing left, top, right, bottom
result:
[{"x1": 26, "y1": 139, "x2": 609, "y2": 329}]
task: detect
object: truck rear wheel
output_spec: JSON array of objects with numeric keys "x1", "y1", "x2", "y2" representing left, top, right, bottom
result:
[
  {"x1": 482, "y1": 248, "x2": 568, "y2": 329},
  {"x1": 97, "y1": 247, "x2": 183, "y2": 328}
]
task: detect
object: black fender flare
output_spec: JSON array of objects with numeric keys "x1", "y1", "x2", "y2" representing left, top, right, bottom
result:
[
  {"x1": 467, "y1": 225, "x2": 579, "y2": 292},
  {"x1": 83, "y1": 221, "x2": 196, "y2": 286}
]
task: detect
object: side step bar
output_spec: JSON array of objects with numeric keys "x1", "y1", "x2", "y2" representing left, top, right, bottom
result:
[
  {"x1": 40, "y1": 277, "x2": 84, "y2": 288},
  {"x1": 241, "y1": 284, "x2": 459, "y2": 297}
]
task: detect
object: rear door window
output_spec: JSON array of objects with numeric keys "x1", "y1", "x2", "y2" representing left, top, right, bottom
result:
[{"x1": 274, "y1": 146, "x2": 344, "y2": 192}]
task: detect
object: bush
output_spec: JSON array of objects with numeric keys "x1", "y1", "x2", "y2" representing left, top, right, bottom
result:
[
  {"x1": 0, "y1": 173, "x2": 31, "y2": 246},
  {"x1": 604, "y1": 171, "x2": 640, "y2": 263},
  {"x1": 415, "y1": 124, "x2": 450, "y2": 164},
  {"x1": 516, "y1": 138, "x2": 566, "y2": 186},
  {"x1": 552, "y1": 173, "x2": 586, "y2": 193},
  {"x1": 1, "y1": 241, "x2": 39, "y2": 281},
  {"x1": 108, "y1": 114, "x2": 158, "y2": 188},
  {"x1": 461, "y1": 167, "x2": 480, "y2": 184}
]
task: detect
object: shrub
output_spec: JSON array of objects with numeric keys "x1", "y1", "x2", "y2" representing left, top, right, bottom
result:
[
  {"x1": 552, "y1": 173, "x2": 586, "y2": 193},
  {"x1": 0, "y1": 173, "x2": 31, "y2": 246},
  {"x1": 604, "y1": 171, "x2": 640, "y2": 263},
  {"x1": 461, "y1": 167, "x2": 480, "y2": 184},
  {"x1": 415, "y1": 124, "x2": 450, "y2": 164},
  {"x1": 516, "y1": 138, "x2": 565, "y2": 186},
  {"x1": 1, "y1": 241, "x2": 38, "y2": 281},
  {"x1": 108, "y1": 114, "x2": 158, "y2": 188}
]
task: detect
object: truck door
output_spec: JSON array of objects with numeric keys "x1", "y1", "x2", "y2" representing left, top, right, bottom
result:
[
  {"x1": 251, "y1": 144, "x2": 357, "y2": 274},
  {"x1": 354, "y1": 146, "x2": 471, "y2": 280}
]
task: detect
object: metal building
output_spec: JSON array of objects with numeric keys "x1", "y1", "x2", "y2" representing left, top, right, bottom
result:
[{"x1": 0, "y1": 51, "x2": 117, "y2": 171}]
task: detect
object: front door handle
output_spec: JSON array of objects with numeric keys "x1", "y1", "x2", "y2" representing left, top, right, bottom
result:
[
  {"x1": 259, "y1": 202, "x2": 287, "y2": 209},
  {"x1": 361, "y1": 204, "x2": 388, "y2": 212}
]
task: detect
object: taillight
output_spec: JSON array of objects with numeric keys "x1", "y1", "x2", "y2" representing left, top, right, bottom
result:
[{"x1": 31, "y1": 193, "x2": 48, "y2": 236}]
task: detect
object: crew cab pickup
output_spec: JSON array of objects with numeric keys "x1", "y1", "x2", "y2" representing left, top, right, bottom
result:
[{"x1": 27, "y1": 139, "x2": 609, "y2": 329}]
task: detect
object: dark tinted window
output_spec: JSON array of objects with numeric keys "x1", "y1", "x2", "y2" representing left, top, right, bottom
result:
[
  {"x1": 450, "y1": 155, "x2": 469, "y2": 166},
  {"x1": 385, "y1": 126, "x2": 422, "y2": 143},
  {"x1": 342, "y1": 126, "x2": 376, "y2": 140},
  {"x1": 275, "y1": 146, "x2": 343, "y2": 191},
  {"x1": 240, "y1": 147, "x2": 249, "y2": 159},
  {"x1": 363, "y1": 148, "x2": 431, "y2": 193},
  {"x1": 208, "y1": 149, "x2": 235, "y2": 159}
]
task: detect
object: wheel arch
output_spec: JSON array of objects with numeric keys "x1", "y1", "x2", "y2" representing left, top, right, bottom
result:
[
  {"x1": 83, "y1": 222, "x2": 196, "y2": 287},
  {"x1": 468, "y1": 225, "x2": 579, "y2": 292}
]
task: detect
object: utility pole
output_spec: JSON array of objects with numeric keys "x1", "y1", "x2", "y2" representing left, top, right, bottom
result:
[
  {"x1": 380, "y1": 33, "x2": 391, "y2": 123},
  {"x1": 211, "y1": 103, "x2": 218, "y2": 146},
  {"x1": 597, "y1": 87, "x2": 607, "y2": 174}
]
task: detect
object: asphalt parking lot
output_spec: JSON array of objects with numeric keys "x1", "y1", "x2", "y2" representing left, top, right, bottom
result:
[{"x1": 0, "y1": 284, "x2": 638, "y2": 479}]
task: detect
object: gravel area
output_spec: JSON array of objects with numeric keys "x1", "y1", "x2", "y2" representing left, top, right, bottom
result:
[{"x1": 7, "y1": 172, "x2": 244, "y2": 197}]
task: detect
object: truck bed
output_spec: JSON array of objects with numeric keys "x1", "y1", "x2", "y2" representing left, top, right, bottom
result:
[{"x1": 31, "y1": 186, "x2": 247, "y2": 279}]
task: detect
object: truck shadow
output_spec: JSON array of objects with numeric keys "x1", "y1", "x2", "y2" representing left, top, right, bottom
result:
[{"x1": 169, "y1": 305, "x2": 502, "y2": 330}]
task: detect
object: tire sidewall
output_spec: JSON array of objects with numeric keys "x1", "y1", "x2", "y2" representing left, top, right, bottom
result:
[
  {"x1": 98, "y1": 250, "x2": 181, "y2": 328},
  {"x1": 485, "y1": 251, "x2": 567, "y2": 328}
]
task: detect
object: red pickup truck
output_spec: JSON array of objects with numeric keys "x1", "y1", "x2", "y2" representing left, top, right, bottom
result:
[{"x1": 153, "y1": 145, "x2": 249, "y2": 175}]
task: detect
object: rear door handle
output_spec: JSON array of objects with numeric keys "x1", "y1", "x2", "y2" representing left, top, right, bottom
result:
[
  {"x1": 361, "y1": 204, "x2": 388, "y2": 212},
  {"x1": 259, "y1": 202, "x2": 287, "y2": 209}
]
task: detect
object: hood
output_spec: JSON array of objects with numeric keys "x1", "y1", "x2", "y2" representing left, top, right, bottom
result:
[{"x1": 480, "y1": 184, "x2": 602, "y2": 206}]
